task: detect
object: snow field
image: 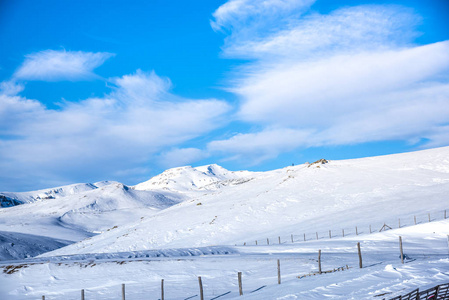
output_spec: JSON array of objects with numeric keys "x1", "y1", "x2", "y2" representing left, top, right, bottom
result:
[
  {"x1": 2, "y1": 219, "x2": 449, "y2": 299},
  {"x1": 1, "y1": 146, "x2": 449, "y2": 299}
]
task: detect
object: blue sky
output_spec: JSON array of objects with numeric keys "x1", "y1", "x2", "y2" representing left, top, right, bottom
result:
[{"x1": 1, "y1": 0, "x2": 448, "y2": 191}]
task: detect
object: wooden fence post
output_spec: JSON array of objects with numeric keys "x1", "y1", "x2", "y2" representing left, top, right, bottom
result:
[
  {"x1": 342, "y1": 229, "x2": 345, "y2": 237},
  {"x1": 161, "y1": 279, "x2": 164, "y2": 300},
  {"x1": 414, "y1": 215, "x2": 416, "y2": 225},
  {"x1": 122, "y1": 283, "x2": 125, "y2": 300},
  {"x1": 304, "y1": 233, "x2": 306, "y2": 241},
  {"x1": 81, "y1": 289, "x2": 85, "y2": 300},
  {"x1": 267, "y1": 238, "x2": 270, "y2": 245},
  {"x1": 369, "y1": 225, "x2": 371, "y2": 234},
  {"x1": 398, "y1": 218, "x2": 401, "y2": 228},
  {"x1": 198, "y1": 276, "x2": 204, "y2": 300},
  {"x1": 277, "y1": 259, "x2": 281, "y2": 284},
  {"x1": 357, "y1": 242, "x2": 362, "y2": 269},
  {"x1": 356, "y1": 226, "x2": 358, "y2": 235},
  {"x1": 291, "y1": 234, "x2": 294, "y2": 243},
  {"x1": 278, "y1": 236, "x2": 281, "y2": 244},
  {"x1": 42, "y1": 296, "x2": 45, "y2": 300},
  {"x1": 399, "y1": 236, "x2": 404, "y2": 264},
  {"x1": 447, "y1": 235, "x2": 449, "y2": 255},
  {"x1": 329, "y1": 230, "x2": 331, "y2": 239},
  {"x1": 445, "y1": 210, "x2": 447, "y2": 219},
  {"x1": 255, "y1": 240, "x2": 257, "y2": 245},
  {"x1": 318, "y1": 250, "x2": 322, "y2": 274},
  {"x1": 238, "y1": 272, "x2": 243, "y2": 296},
  {"x1": 428, "y1": 213, "x2": 431, "y2": 222}
]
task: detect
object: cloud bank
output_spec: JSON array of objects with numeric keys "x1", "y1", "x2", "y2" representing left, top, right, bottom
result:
[
  {"x1": 209, "y1": 2, "x2": 449, "y2": 164},
  {"x1": 0, "y1": 69, "x2": 229, "y2": 190}
]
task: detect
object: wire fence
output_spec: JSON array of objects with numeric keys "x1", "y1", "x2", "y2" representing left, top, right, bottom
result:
[{"x1": 242, "y1": 208, "x2": 448, "y2": 247}]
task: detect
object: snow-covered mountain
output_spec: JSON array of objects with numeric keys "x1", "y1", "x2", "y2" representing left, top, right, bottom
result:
[
  {"x1": 0, "y1": 165, "x2": 248, "y2": 259},
  {"x1": 0, "y1": 181, "x2": 117, "y2": 207},
  {"x1": 1, "y1": 148, "x2": 449, "y2": 299},
  {"x1": 134, "y1": 164, "x2": 251, "y2": 192},
  {"x1": 43, "y1": 146, "x2": 449, "y2": 256}
]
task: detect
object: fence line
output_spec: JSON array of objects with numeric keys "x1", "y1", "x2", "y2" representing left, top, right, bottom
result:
[
  {"x1": 37, "y1": 237, "x2": 449, "y2": 300},
  {"x1": 243, "y1": 208, "x2": 448, "y2": 247}
]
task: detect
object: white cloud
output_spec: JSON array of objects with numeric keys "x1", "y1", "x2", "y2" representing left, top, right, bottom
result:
[
  {"x1": 14, "y1": 50, "x2": 114, "y2": 81},
  {"x1": 210, "y1": 2, "x2": 449, "y2": 164},
  {"x1": 0, "y1": 80, "x2": 24, "y2": 96},
  {"x1": 211, "y1": 0, "x2": 315, "y2": 31},
  {"x1": 208, "y1": 128, "x2": 313, "y2": 164},
  {"x1": 0, "y1": 70, "x2": 230, "y2": 190},
  {"x1": 158, "y1": 148, "x2": 208, "y2": 169},
  {"x1": 223, "y1": 5, "x2": 420, "y2": 59},
  {"x1": 235, "y1": 41, "x2": 449, "y2": 127}
]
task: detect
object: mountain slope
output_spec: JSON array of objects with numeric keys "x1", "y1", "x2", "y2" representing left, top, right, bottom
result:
[{"x1": 44, "y1": 146, "x2": 449, "y2": 256}]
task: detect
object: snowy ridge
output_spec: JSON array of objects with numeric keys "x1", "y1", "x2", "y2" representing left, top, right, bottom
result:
[
  {"x1": 0, "y1": 181, "x2": 117, "y2": 207},
  {"x1": 134, "y1": 164, "x2": 251, "y2": 192},
  {"x1": 24, "y1": 246, "x2": 237, "y2": 264}
]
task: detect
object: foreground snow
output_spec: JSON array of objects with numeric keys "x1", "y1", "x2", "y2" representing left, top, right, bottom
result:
[{"x1": 1, "y1": 220, "x2": 448, "y2": 299}]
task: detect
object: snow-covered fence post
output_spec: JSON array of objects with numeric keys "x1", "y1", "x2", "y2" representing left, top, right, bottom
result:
[
  {"x1": 357, "y1": 242, "x2": 362, "y2": 269},
  {"x1": 277, "y1": 259, "x2": 281, "y2": 284},
  {"x1": 81, "y1": 289, "x2": 85, "y2": 300},
  {"x1": 447, "y1": 235, "x2": 449, "y2": 255},
  {"x1": 399, "y1": 236, "x2": 404, "y2": 264},
  {"x1": 318, "y1": 250, "x2": 322, "y2": 274},
  {"x1": 238, "y1": 272, "x2": 243, "y2": 295},
  {"x1": 198, "y1": 276, "x2": 204, "y2": 300},
  {"x1": 161, "y1": 279, "x2": 164, "y2": 300},
  {"x1": 122, "y1": 283, "x2": 126, "y2": 300}
]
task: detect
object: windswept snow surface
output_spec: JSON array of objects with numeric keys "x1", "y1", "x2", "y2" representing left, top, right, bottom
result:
[{"x1": 1, "y1": 148, "x2": 449, "y2": 299}]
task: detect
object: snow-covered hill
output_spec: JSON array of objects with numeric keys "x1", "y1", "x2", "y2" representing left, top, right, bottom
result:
[{"x1": 44, "y1": 146, "x2": 449, "y2": 256}]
